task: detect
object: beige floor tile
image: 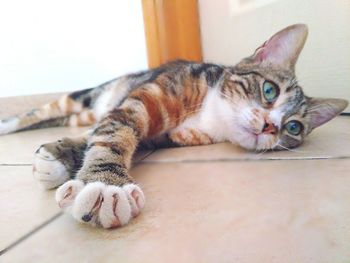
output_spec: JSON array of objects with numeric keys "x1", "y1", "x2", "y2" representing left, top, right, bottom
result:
[
  {"x1": 144, "y1": 116, "x2": 350, "y2": 162},
  {"x1": 0, "y1": 166, "x2": 60, "y2": 250},
  {"x1": 2, "y1": 159, "x2": 350, "y2": 262},
  {"x1": 0, "y1": 93, "x2": 62, "y2": 119}
]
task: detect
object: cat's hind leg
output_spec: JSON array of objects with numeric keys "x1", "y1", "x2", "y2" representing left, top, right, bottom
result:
[{"x1": 33, "y1": 135, "x2": 88, "y2": 189}]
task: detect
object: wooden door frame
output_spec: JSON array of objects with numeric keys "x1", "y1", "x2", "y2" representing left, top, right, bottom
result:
[{"x1": 141, "y1": 0, "x2": 203, "y2": 68}]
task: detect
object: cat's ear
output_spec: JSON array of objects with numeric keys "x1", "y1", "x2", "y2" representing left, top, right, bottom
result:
[
  {"x1": 307, "y1": 98, "x2": 348, "y2": 130},
  {"x1": 251, "y1": 24, "x2": 308, "y2": 70}
]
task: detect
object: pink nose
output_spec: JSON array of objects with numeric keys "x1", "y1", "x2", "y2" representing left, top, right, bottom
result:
[{"x1": 262, "y1": 121, "x2": 277, "y2": 134}]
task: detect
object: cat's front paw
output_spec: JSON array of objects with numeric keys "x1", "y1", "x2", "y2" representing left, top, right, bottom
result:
[
  {"x1": 56, "y1": 180, "x2": 145, "y2": 228},
  {"x1": 33, "y1": 138, "x2": 86, "y2": 189},
  {"x1": 33, "y1": 145, "x2": 70, "y2": 189}
]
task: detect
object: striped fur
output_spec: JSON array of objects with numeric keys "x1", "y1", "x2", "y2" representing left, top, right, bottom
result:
[{"x1": 5, "y1": 24, "x2": 349, "y2": 228}]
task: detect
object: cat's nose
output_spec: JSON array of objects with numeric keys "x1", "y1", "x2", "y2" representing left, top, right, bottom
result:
[{"x1": 262, "y1": 121, "x2": 278, "y2": 135}]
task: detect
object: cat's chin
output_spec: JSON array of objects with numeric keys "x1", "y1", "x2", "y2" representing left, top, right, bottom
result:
[
  {"x1": 229, "y1": 132, "x2": 276, "y2": 151},
  {"x1": 229, "y1": 132, "x2": 258, "y2": 151},
  {"x1": 255, "y1": 134, "x2": 277, "y2": 151}
]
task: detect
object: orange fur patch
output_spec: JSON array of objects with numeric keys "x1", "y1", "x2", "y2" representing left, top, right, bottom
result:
[{"x1": 130, "y1": 90, "x2": 164, "y2": 137}]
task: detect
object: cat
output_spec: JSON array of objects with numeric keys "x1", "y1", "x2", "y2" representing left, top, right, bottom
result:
[{"x1": 0, "y1": 24, "x2": 347, "y2": 228}]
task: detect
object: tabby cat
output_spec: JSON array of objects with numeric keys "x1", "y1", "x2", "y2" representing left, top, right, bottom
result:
[{"x1": 0, "y1": 24, "x2": 347, "y2": 228}]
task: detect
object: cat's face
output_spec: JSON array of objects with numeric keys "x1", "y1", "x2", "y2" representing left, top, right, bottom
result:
[{"x1": 221, "y1": 24, "x2": 348, "y2": 150}]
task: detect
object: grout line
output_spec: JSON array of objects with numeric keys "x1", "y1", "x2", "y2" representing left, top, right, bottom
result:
[
  {"x1": 0, "y1": 212, "x2": 63, "y2": 256},
  {"x1": 0, "y1": 149, "x2": 157, "y2": 168},
  {"x1": 139, "y1": 155, "x2": 350, "y2": 164},
  {"x1": 0, "y1": 164, "x2": 32, "y2": 166}
]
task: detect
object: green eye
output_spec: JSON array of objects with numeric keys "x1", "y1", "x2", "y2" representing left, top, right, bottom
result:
[
  {"x1": 262, "y1": 81, "x2": 279, "y2": 103},
  {"x1": 285, "y1": 120, "x2": 303, "y2": 136}
]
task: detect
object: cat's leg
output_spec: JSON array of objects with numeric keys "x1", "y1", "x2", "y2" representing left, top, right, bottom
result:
[
  {"x1": 56, "y1": 107, "x2": 147, "y2": 229},
  {"x1": 33, "y1": 135, "x2": 88, "y2": 189},
  {"x1": 169, "y1": 128, "x2": 214, "y2": 146}
]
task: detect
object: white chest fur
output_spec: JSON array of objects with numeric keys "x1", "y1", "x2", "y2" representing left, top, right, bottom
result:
[{"x1": 171, "y1": 88, "x2": 234, "y2": 143}]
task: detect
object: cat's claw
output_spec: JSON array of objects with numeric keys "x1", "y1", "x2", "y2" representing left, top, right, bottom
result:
[
  {"x1": 55, "y1": 179, "x2": 84, "y2": 209},
  {"x1": 56, "y1": 180, "x2": 145, "y2": 228},
  {"x1": 33, "y1": 146, "x2": 70, "y2": 189}
]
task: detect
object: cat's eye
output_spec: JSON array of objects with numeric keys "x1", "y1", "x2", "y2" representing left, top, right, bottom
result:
[
  {"x1": 262, "y1": 81, "x2": 279, "y2": 103},
  {"x1": 285, "y1": 120, "x2": 303, "y2": 136}
]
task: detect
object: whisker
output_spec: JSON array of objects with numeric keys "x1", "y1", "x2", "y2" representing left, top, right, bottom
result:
[{"x1": 274, "y1": 143, "x2": 306, "y2": 153}]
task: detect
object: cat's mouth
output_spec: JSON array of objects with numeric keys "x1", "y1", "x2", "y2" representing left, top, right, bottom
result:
[
  {"x1": 234, "y1": 126, "x2": 260, "y2": 149},
  {"x1": 252, "y1": 133, "x2": 263, "y2": 149},
  {"x1": 239, "y1": 126, "x2": 277, "y2": 150}
]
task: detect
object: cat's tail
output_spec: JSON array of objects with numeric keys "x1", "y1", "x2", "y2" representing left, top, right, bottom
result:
[{"x1": 0, "y1": 87, "x2": 99, "y2": 135}]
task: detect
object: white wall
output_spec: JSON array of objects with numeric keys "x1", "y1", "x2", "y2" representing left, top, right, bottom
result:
[
  {"x1": 0, "y1": 0, "x2": 147, "y2": 97},
  {"x1": 199, "y1": 0, "x2": 350, "y2": 111}
]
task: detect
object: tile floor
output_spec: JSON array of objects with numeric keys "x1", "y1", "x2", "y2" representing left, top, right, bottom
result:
[{"x1": 0, "y1": 95, "x2": 350, "y2": 263}]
